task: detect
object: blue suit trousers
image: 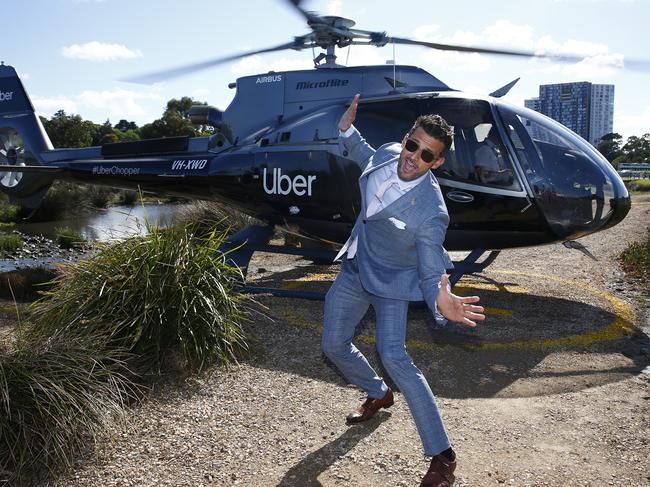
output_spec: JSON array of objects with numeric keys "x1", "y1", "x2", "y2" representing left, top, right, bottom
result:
[{"x1": 322, "y1": 257, "x2": 451, "y2": 456}]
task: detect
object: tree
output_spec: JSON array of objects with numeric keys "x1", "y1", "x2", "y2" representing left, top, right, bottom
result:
[
  {"x1": 596, "y1": 133, "x2": 623, "y2": 164},
  {"x1": 139, "y1": 97, "x2": 208, "y2": 139},
  {"x1": 114, "y1": 119, "x2": 138, "y2": 132},
  {"x1": 621, "y1": 134, "x2": 650, "y2": 163},
  {"x1": 41, "y1": 110, "x2": 99, "y2": 148}
]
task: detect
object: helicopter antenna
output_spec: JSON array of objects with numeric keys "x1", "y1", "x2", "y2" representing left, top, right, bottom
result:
[
  {"x1": 392, "y1": 40, "x2": 396, "y2": 89},
  {"x1": 345, "y1": 44, "x2": 351, "y2": 66}
]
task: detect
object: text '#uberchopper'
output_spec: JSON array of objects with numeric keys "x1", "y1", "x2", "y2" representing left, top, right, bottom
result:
[{"x1": 0, "y1": 1, "x2": 641, "y2": 297}]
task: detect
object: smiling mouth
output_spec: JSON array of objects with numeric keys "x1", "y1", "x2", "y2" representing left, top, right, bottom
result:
[{"x1": 403, "y1": 158, "x2": 417, "y2": 172}]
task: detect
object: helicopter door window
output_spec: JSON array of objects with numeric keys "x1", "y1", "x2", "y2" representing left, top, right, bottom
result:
[{"x1": 354, "y1": 97, "x2": 520, "y2": 190}]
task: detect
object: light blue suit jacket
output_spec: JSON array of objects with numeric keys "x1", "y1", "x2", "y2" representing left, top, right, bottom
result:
[{"x1": 340, "y1": 126, "x2": 453, "y2": 313}]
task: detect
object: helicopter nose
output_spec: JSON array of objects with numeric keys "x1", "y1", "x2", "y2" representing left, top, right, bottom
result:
[{"x1": 599, "y1": 189, "x2": 631, "y2": 232}]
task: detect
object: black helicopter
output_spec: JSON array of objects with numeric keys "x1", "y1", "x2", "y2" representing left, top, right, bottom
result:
[{"x1": 0, "y1": 1, "x2": 637, "y2": 295}]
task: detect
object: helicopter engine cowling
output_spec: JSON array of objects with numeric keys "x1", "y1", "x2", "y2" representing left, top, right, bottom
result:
[{"x1": 0, "y1": 65, "x2": 54, "y2": 208}]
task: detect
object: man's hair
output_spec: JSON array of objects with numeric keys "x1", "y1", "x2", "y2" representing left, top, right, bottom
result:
[{"x1": 408, "y1": 114, "x2": 454, "y2": 153}]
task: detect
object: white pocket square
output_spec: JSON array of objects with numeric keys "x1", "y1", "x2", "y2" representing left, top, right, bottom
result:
[{"x1": 389, "y1": 217, "x2": 407, "y2": 229}]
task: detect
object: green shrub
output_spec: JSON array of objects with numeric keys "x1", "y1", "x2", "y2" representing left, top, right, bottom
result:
[
  {"x1": 28, "y1": 222, "x2": 249, "y2": 373},
  {"x1": 0, "y1": 203, "x2": 20, "y2": 223},
  {"x1": 87, "y1": 186, "x2": 114, "y2": 209},
  {"x1": 30, "y1": 182, "x2": 87, "y2": 221},
  {"x1": 0, "y1": 332, "x2": 140, "y2": 485},
  {"x1": 627, "y1": 179, "x2": 650, "y2": 192},
  {"x1": 54, "y1": 226, "x2": 85, "y2": 249},
  {"x1": 0, "y1": 222, "x2": 15, "y2": 230},
  {"x1": 0, "y1": 234, "x2": 23, "y2": 253},
  {"x1": 619, "y1": 233, "x2": 650, "y2": 286},
  {"x1": 172, "y1": 200, "x2": 258, "y2": 237},
  {"x1": 117, "y1": 189, "x2": 138, "y2": 205}
]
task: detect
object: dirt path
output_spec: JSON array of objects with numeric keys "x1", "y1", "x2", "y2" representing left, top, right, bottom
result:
[{"x1": 53, "y1": 195, "x2": 650, "y2": 486}]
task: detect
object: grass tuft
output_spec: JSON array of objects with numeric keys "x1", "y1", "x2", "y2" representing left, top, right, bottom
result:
[
  {"x1": 0, "y1": 331, "x2": 141, "y2": 485},
  {"x1": 0, "y1": 234, "x2": 23, "y2": 254},
  {"x1": 619, "y1": 232, "x2": 650, "y2": 287},
  {"x1": 54, "y1": 226, "x2": 85, "y2": 249},
  {"x1": 27, "y1": 222, "x2": 250, "y2": 373}
]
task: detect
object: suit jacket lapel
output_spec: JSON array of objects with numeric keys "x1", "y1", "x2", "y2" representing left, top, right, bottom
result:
[{"x1": 359, "y1": 158, "x2": 398, "y2": 214}]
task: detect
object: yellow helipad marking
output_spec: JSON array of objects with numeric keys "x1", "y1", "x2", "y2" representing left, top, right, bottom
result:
[
  {"x1": 280, "y1": 273, "x2": 337, "y2": 290},
  {"x1": 455, "y1": 282, "x2": 530, "y2": 294},
  {"x1": 275, "y1": 271, "x2": 637, "y2": 351}
]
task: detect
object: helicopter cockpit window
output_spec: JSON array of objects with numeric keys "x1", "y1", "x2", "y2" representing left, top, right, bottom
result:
[
  {"x1": 497, "y1": 103, "x2": 618, "y2": 237},
  {"x1": 353, "y1": 97, "x2": 521, "y2": 191}
]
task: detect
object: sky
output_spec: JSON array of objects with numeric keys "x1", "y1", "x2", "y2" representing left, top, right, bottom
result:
[{"x1": 4, "y1": 0, "x2": 649, "y2": 141}]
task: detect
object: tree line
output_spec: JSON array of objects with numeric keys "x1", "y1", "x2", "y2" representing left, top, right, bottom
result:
[
  {"x1": 40, "y1": 97, "x2": 213, "y2": 148},
  {"x1": 597, "y1": 133, "x2": 650, "y2": 167}
]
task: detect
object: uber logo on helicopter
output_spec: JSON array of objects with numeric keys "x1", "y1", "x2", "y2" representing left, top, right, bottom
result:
[
  {"x1": 171, "y1": 159, "x2": 208, "y2": 171},
  {"x1": 0, "y1": 91, "x2": 13, "y2": 102},
  {"x1": 296, "y1": 79, "x2": 349, "y2": 90},
  {"x1": 263, "y1": 167, "x2": 316, "y2": 196}
]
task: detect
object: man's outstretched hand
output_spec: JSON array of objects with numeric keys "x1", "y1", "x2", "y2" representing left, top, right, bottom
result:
[
  {"x1": 339, "y1": 94, "x2": 360, "y2": 132},
  {"x1": 435, "y1": 275, "x2": 485, "y2": 327}
]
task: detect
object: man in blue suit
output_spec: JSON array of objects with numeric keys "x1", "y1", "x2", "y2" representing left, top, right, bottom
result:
[{"x1": 322, "y1": 94, "x2": 485, "y2": 487}]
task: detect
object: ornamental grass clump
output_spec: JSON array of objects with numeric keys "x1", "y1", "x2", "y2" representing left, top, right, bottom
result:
[
  {"x1": 27, "y1": 222, "x2": 249, "y2": 373},
  {"x1": 0, "y1": 332, "x2": 139, "y2": 485}
]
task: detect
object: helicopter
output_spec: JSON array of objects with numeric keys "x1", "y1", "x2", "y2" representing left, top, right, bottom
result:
[{"x1": 0, "y1": 1, "x2": 639, "y2": 297}]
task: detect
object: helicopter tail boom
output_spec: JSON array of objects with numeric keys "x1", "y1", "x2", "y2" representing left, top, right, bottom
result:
[{"x1": 0, "y1": 64, "x2": 55, "y2": 207}]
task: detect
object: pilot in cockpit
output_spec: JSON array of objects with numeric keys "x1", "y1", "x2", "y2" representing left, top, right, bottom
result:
[{"x1": 473, "y1": 126, "x2": 512, "y2": 186}]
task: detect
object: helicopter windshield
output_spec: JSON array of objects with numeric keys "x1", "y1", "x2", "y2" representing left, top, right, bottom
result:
[
  {"x1": 355, "y1": 97, "x2": 521, "y2": 191},
  {"x1": 496, "y1": 103, "x2": 624, "y2": 239}
]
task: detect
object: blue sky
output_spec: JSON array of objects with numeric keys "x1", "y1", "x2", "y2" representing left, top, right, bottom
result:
[{"x1": 5, "y1": 0, "x2": 649, "y2": 140}]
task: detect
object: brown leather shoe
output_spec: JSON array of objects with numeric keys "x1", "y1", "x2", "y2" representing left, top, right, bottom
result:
[
  {"x1": 346, "y1": 389, "x2": 394, "y2": 423},
  {"x1": 420, "y1": 454, "x2": 456, "y2": 487}
]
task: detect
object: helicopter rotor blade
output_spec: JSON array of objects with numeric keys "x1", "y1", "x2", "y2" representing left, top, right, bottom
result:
[
  {"x1": 386, "y1": 35, "x2": 650, "y2": 72},
  {"x1": 122, "y1": 41, "x2": 301, "y2": 84},
  {"x1": 284, "y1": 0, "x2": 323, "y2": 25}
]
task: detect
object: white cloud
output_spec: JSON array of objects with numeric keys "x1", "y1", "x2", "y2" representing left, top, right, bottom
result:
[
  {"x1": 32, "y1": 96, "x2": 78, "y2": 118},
  {"x1": 61, "y1": 41, "x2": 143, "y2": 61},
  {"x1": 482, "y1": 20, "x2": 535, "y2": 49},
  {"x1": 32, "y1": 89, "x2": 161, "y2": 121},
  {"x1": 412, "y1": 22, "x2": 494, "y2": 73},
  {"x1": 411, "y1": 19, "x2": 627, "y2": 78}
]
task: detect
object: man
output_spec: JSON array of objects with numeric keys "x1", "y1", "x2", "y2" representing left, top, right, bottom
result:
[
  {"x1": 322, "y1": 94, "x2": 485, "y2": 487},
  {"x1": 473, "y1": 126, "x2": 512, "y2": 186}
]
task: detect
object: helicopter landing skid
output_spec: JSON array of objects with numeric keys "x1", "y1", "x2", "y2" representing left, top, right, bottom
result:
[{"x1": 221, "y1": 224, "x2": 500, "y2": 300}]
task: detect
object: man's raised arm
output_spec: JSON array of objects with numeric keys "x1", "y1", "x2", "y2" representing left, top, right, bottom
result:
[{"x1": 338, "y1": 94, "x2": 375, "y2": 166}]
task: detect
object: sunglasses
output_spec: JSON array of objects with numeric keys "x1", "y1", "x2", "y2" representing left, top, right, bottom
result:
[{"x1": 404, "y1": 138, "x2": 439, "y2": 164}]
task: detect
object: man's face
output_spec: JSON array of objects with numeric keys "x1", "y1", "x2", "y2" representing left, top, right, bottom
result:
[{"x1": 397, "y1": 127, "x2": 446, "y2": 182}]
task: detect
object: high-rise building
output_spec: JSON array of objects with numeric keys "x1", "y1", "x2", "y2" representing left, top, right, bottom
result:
[
  {"x1": 525, "y1": 82, "x2": 614, "y2": 147},
  {"x1": 589, "y1": 84, "x2": 615, "y2": 147},
  {"x1": 524, "y1": 97, "x2": 540, "y2": 112}
]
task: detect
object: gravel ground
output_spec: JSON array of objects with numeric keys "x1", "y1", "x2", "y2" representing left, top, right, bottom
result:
[{"x1": 45, "y1": 194, "x2": 650, "y2": 486}]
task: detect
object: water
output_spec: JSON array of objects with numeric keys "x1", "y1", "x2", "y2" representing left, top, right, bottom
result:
[
  {"x1": 15, "y1": 203, "x2": 188, "y2": 242},
  {"x1": 0, "y1": 204, "x2": 189, "y2": 272}
]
